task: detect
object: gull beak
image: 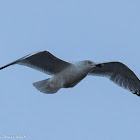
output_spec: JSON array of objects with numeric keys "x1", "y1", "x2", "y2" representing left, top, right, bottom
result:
[{"x1": 96, "y1": 63, "x2": 104, "y2": 68}]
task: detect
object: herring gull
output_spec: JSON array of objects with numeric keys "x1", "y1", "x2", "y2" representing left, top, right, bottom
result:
[{"x1": 0, "y1": 50, "x2": 140, "y2": 96}]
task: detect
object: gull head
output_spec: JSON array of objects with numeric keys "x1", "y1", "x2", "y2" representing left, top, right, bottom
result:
[
  {"x1": 76, "y1": 60, "x2": 96, "y2": 71},
  {"x1": 74, "y1": 60, "x2": 97, "y2": 73},
  {"x1": 83, "y1": 60, "x2": 96, "y2": 68}
]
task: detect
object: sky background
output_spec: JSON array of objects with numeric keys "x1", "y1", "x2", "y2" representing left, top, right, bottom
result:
[{"x1": 0, "y1": 0, "x2": 140, "y2": 140}]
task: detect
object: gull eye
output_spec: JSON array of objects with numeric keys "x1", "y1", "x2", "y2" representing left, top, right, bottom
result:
[{"x1": 88, "y1": 61, "x2": 92, "y2": 64}]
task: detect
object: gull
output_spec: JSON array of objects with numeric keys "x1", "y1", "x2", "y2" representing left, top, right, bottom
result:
[{"x1": 0, "y1": 50, "x2": 140, "y2": 96}]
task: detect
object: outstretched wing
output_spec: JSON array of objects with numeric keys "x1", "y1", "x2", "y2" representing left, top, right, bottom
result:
[
  {"x1": 89, "y1": 62, "x2": 140, "y2": 96},
  {"x1": 0, "y1": 50, "x2": 71, "y2": 75}
]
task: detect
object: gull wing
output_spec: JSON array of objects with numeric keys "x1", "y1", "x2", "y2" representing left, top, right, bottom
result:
[
  {"x1": 89, "y1": 62, "x2": 140, "y2": 96},
  {"x1": 0, "y1": 50, "x2": 71, "y2": 75}
]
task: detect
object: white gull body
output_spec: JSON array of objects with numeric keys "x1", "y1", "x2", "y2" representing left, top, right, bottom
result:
[{"x1": 33, "y1": 61, "x2": 96, "y2": 93}]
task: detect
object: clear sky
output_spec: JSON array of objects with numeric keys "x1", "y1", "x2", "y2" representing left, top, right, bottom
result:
[{"x1": 0, "y1": 0, "x2": 140, "y2": 140}]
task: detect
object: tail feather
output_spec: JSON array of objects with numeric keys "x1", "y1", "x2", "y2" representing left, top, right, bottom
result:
[{"x1": 33, "y1": 78, "x2": 60, "y2": 94}]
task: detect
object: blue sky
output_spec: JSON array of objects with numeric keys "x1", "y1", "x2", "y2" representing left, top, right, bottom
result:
[{"x1": 0, "y1": 0, "x2": 140, "y2": 140}]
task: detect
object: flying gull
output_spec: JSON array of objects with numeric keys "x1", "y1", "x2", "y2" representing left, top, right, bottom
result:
[{"x1": 0, "y1": 50, "x2": 140, "y2": 96}]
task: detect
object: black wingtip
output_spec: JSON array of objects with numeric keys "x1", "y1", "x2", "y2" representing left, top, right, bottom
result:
[
  {"x1": 0, "y1": 61, "x2": 18, "y2": 70},
  {"x1": 0, "y1": 65, "x2": 8, "y2": 70}
]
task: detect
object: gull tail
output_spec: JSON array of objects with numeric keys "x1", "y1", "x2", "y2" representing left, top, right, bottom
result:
[{"x1": 33, "y1": 78, "x2": 60, "y2": 94}]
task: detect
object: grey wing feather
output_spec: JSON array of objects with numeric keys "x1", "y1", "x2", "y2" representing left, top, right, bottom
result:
[
  {"x1": 89, "y1": 62, "x2": 140, "y2": 96},
  {"x1": 0, "y1": 50, "x2": 71, "y2": 75}
]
